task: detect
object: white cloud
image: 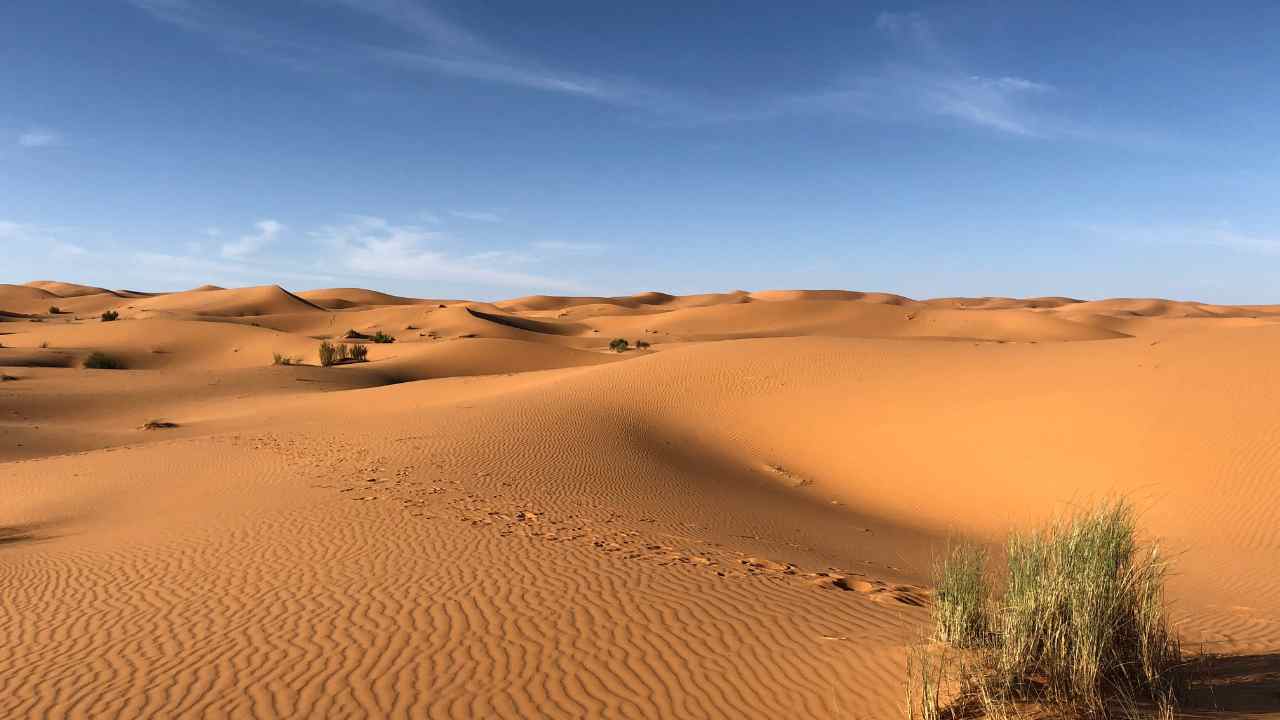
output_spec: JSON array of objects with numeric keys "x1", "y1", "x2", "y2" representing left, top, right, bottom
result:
[
  {"x1": 448, "y1": 210, "x2": 502, "y2": 223},
  {"x1": 314, "y1": 215, "x2": 578, "y2": 290},
  {"x1": 790, "y1": 12, "x2": 1056, "y2": 137},
  {"x1": 131, "y1": 0, "x2": 630, "y2": 105},
  {"x1": 221, "y1": 219, "x2": 283, "y2": 258},
  {"x1": 17, "y1": 129, "x2": 62, "y2": 147}
]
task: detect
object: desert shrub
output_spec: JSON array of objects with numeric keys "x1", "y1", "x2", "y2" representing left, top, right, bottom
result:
[
  {"x1": 636, "y1": 340, "x2": 651, "y2": 350},
  {"x1": 344, "y1": 329, "x2": 369, "y2": 340},
  {"x1": 1, "y1": 374, "x2": 17, "y2": 382},
  {"x1": 933, "y1": 542, "x2": 990, "y2": 648},
  {"x1": 100, "y1": 310, "x2": 119, "y2": 322},
  {"x1": 371, "y1": 331, "x2": 395, "y2": 344},
  {"x1": 39, "y1": 341, "x2": 48, "y2": 348},
  {"x1": 319, "y1": 341, "x2": 368, "y2": 366},
  {"x1": 609, "y1": 338, "x2": 629, "y2": 353},
  {"x1": 908, "y1": 499, "x2": 1185, "y2": 719},
  {"x1": 49, "y1": 306, "x2": 60, "y2": 315},
  {"x1": 141, "y1": 420, "x2": 179, "y2": 430},
  {"x1": 318, "y1": 340, "x2": 339, "y2": 367},
  {"x1": 272, "y1": 352, "x2": 302, "y2": 366},
  {"x1": 83, "y1": 351, "x2": 124, "y2": 369}
]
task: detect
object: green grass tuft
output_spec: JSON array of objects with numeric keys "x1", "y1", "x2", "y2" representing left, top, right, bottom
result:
[
  {"x1": 908, "y1": 499, "x2": 1186, "y2": 719},
  {"x1": 933, "y1": 542, "x2": 990, "y2": 649}
]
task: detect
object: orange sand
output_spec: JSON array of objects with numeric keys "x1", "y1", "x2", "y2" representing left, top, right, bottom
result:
[{"x1": 2, "y1": 282, "x2": 1279, "y2": 717}]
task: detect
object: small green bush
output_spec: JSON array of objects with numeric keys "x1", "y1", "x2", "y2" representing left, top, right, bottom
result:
[
  {"x1": 371, "y1": 331, "x2": 395, "y2": 344},
  {"x1": 84, "y1": 351, "x2": 124, "y2": 369},
  {"x1": 636, "y1": 340, "x2": 651, "y2": 350},
  {"x1": 100, "y1": 310, "x2": 119, "y2": 322},
  {"x1": 609, "y1": 338, "x2": 629, "y2": 353}
]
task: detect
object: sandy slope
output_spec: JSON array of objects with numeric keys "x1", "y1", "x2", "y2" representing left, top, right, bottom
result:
[{"x1": 2, "y1": 282, "x2": 1280, "y2": 718}]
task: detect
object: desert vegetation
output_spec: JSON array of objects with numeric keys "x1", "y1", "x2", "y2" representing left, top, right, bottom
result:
[
  {"x1": 908, "y1": 499, "x2": 1185, "y2": 719},
  {"x1": 48, "y1": 306, "x2": 61, "y2": 315},
  {"x1": 83, "y1": 351, "x2": 124, "y2": 370},
  {"x1": 101, "y1": 310, "x2": 120, "y2": 322},
  {"x1": 272, "y1": 352, "x2": 302, "y2": 366},
  {"x1": 318, "y1": 340, "x2": 369, "y2": 367},
  {"x1": 609, "y1": 338, "x2": 630, "y2": 352},
  {"x1": 371, "y1": 331, "x2": 395, "y2": 344},
  {"x1": 636, "y1": 340, "x2": 651, "y2": 350}
]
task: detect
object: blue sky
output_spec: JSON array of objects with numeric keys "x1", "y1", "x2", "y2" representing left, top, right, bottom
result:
[{"x1": 3, "y1": 1, "x2": 1279, "y2": 301}]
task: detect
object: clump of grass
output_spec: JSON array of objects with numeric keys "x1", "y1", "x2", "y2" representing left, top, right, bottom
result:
[
  {"x1": 319, "y1": 340, "x2": 338, "y2": 367},
  {"x1": 1, "y1": 374, "x2": 18, "y2": 382},
  {"x1": 272, "y1": 352, "x2": 302, "y2": 366},
  {"x1": 318, "y1": 340, "x2": 368, "y2": 366},
  {"x1": 48, "y1": 305, "x2": 61, "y2": 315},
  {"x1": 100, "y1": 310, "x2": 119, "y2": 322},
  {"x1": 83, "y1": 351, "x2": 124, "y2": 369},
  {"x1": 141, "y1": 420, "x2": 179, "y2": 430},
  {"x1": 609, "y1": 338, "x2": 630, "y2": 352},
  {"x1": 39, "y1": 340, "x2": 49, "y2": 348},
  {"x1": 370, "y1": 331, "x2": 395, "y2": 344},
  {"x1": 933, "y1": 542, "x2": 990, "y2": 648},
  {"x1": 909, "y1": 499, "x2": 1185, "y2": 719},
  {"x1": 344, "y1": 329, "x2": 370, "y2": 340},
  {"x1": 636, "y1": 339, "x2": 651, "y2": 350}
]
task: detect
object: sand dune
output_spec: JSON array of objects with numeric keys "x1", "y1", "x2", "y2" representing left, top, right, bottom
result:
[
  {"x1": 126, "y1": 284, "x2": 328, "y2": 317},
  {"x1": 3, "y1": 280, "x2": 1280, "y2": 718}
]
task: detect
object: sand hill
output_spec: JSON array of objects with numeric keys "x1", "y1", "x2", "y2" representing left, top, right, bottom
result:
[{"x1": 2, "y1": 281, "x2": 1279, "y2": 718}]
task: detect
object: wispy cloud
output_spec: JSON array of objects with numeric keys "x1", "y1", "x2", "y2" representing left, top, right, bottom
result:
[
  {"x1": 131, "y1": 0, "x2": 631, "y2": 104},
  {"x1": 313, "y1": 215, "x2": 579, "y2": 290},
  {"x1": 794, "y1": 12, "x2": 1056, "y2": 137},
  {"x1": 1085, "y1": 222, "x2": 1280, "y2": 257},
  {"x1": 17, "y1": 129, "x2": 62, "y2": 147},
  {"x1": 448, "y1": 210, "x2": 502, "y2": 223},
  {"x1": 221, "y1": 219, "x2": 284, "y2": 258}
]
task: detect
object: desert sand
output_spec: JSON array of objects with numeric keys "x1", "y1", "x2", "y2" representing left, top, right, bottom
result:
[{"x1": 2, "y1": 280, "x2": 1279, "y2": 718}]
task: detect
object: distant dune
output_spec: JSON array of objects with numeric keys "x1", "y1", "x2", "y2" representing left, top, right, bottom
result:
[{"x1": 1, "y1": 280, "x2": 1279, "y2": 718}]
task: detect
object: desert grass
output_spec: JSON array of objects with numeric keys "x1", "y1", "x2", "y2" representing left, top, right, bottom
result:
[
  {"x1": 100, "y1": 310, "x2": 119, "y2": 322},
  {"x1": 371, "y1": 331, "x2": 395, "y2": 344},
  {"x1": 934, "y1": 542, "x2": 990, "y2": 648},
  {"x1": 319, "y1": 341, "x2": 368, "y2": 367},
  {"x1": 83, "y1": 351, "x2": 124, "y2": 369},
  {"x1": 609, "y1": 338, "x2": 630, "y2": 352},
  {"x1": 272, "y1": 352, "x2": 302, "y2": 366},
  {"x1": 907, "y1": 499, "x2": 1186, "y2": 719},
  {"x1": 141, "y1": 420, "x2": 179, "y2": 430}
]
